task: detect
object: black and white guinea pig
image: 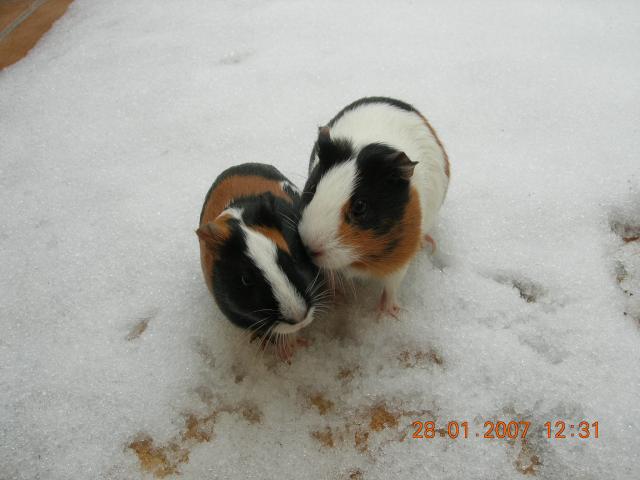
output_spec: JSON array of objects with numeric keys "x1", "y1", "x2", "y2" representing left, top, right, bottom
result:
[
  {"x1": 197, "y1": 163, "x2": 324, "y2": 337},
  {"x1": 298, "y1": 97, "x2": 450, "y2": 316}
]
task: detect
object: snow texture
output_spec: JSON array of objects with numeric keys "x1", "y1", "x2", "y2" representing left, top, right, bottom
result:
[{"x1": 1, "y1": 1, "x2": 640, "y2": 479}]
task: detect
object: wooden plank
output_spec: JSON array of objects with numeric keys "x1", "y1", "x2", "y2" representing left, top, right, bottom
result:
[
  {"x1": 0, "y1": 0, "x2": 73, "y2": 70},
  {"x1": 0, "y1": 1, "x2": 34, "y2": 33}
]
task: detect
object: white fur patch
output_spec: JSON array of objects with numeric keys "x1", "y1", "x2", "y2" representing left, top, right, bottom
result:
[
  {"x1": 298, "y1": 160, "x2": 358, "y2": 269},
  {"x1": 329, "y1": 101, "x2": 449, "y2": 234},
  {"x1": 273, "y1": 307, "x2": 315, "y2": 334},
  {"x1": 242, "y1": 226, "x2": 308, "y2": 323},
  {"x1": 218, "y1": 207, "x2": 243, "y2": 220}
]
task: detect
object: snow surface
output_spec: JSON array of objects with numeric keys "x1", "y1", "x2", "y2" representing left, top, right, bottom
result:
[{"x1": 1, "y1": 1, "x2": 640, "y2": 479}]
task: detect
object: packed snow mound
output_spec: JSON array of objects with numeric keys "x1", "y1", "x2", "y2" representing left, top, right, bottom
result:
[{"x1": 1, "y1": 1, "x2": 639, "y2": 479}]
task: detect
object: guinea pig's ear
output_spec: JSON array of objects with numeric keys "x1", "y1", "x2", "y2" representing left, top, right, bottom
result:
[
  {"x1": 316, "y1": 126, "x2": 353, "y2": 166},
  {"x1": 389, "y1": 151, "x2": 418, "y2": 181},
  {"x1": 318, "y1": 126, "x2": 331, "y2": 143},
  {"x1": 196, "y1": 222, "x2": 226, "y2": 251},
  {"x1": 316, "y1": 126, "x2": 332, "y2": 156}
]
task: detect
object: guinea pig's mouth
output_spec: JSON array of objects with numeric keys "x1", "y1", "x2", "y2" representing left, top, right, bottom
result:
[
  {"x1": 308, "y1": 245, "x2": 355, "y2": 270},
  {"x1": 272, "y1": 306, "x2": 315, "y2": 334}
]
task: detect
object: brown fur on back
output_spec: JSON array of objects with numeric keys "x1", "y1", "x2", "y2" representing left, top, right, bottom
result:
[{"x1": 200, "y1": 175, "x2": 292, "y2": 225}]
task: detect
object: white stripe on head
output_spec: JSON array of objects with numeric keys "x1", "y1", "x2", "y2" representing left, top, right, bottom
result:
[
  {"x1": 298, "y1": 159, "x2": 358, "y2": 269},
  {"x1": 242, "y1": 226, "x2": 308, "y2": 322},
  {"x1": 218, "y1": 207, "x2": 243, "y2": 220}
]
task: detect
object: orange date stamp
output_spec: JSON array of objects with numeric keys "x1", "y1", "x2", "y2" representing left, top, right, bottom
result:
[{"x1": 411, "y1": 420, "x2": 599, "y2": 440}]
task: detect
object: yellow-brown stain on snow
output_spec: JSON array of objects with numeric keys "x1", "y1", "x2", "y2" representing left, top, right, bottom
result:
[
  {"x1": 129, "y1": 401, "x2": 262, "y2": 477},
  {"x1": 310, "y1": 392, "x2": 334, "y2": 415},
  {"x1": 397, "y1": 349, "x2": 443, "y2": 368}
]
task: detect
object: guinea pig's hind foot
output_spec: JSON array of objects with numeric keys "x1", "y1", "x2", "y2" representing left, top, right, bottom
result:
[
  {"x1": 421, "y1": 234, "x2": 437, "y2": 254},
  {"x1": 376, "y1": 289, "x2": 401, "y2": 320}
]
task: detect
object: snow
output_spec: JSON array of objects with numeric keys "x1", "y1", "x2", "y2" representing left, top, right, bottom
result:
[{"x1": 1, "y1": 0, "x2": 639, "y2": 478}]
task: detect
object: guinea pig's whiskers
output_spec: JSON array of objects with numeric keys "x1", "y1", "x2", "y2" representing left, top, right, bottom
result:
[
  {"x1": 313, "y1": 307, "x2": 329, "y2": 317},
  {"x1": 306, "y1": 269, "x2": 322, "y2": 296},
  {"x1": 314, "y1": 296, "x2": 330, "y2": 306},
  {"x1": 315, "y1": 296, "x2": 330, "y2": 306},
  {"x1": 312, "y1": 291, "x2": 331, "y2": 304},
  {"x1": 239, "y1": 317, "x2": 270, "y2": 349},
  {"x1": 314, "y1": 289, "x2": 330, "y2": 303},
  {"x1": 335, "y1": 272, "x2": 346, "y2": 294},
  {"x1": 325, "y1": 269, "x2": 337, "y2": 296},
  {"x1": 253, "y1": 323, "x2": 272, "y2": 365},
  {"x1": 243, "y1": 310, "x2": 276, "y2": 344},
  {"x1": 277, "y1": 332, "x2": 286, "y2": 362},
  {"x1": 310, "y1": 270, "x2": 322, "y2": 294},
  {"x1": 255, "y1": 322, "x2": 273, "y2": 350},
  {"x1": 310, "y1": 275, "x2": 327, "y2": 295},
  {"x1": 280, "y1": 212, "x2": 300, "y2": 229},
  {"x1": 281, "y1": 218, "x2": 296, "y2": 230},
  {"x1": 246, "y1": 317, "x2": 268, "y2": 336},
  {"x1": 346, "y1": 275, "x2": 357, "y2": 300},
  {"x1": 312, "y1": 292, "x2": 331, "y2": 309}
]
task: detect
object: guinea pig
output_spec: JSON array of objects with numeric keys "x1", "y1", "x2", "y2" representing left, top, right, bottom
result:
[
  {"x1": 298, "y1": 97, "x2": 450, "y2": 317},
  {"x1": 197, "y1": 163, "x2": 325, "y2": 344}
]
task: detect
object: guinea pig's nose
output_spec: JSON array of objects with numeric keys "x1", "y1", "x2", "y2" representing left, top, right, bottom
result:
[{"x1": 306, "y1": 246, "x2": 324, "y2": 258}]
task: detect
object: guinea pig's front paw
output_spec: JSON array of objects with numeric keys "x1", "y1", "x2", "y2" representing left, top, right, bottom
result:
[
  {"x1": 376, "y1": 289, "x2": 402, "y2": 320},
  {"x1": 421, "y1": 234, "x2": 437, "y2": 253}
]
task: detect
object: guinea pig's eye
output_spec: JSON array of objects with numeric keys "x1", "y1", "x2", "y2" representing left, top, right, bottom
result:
[
  {"x1": 351, "y1": 199, "x2": 367, "y2": 217},
  {"x1": 241, "y1": 275, "x2": 253, "y2": 287}
]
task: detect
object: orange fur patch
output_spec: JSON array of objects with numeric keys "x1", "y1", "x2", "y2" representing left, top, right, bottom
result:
[
  {"x1": 340, "y1": 187, "x2": 421, "y2": 277},
  {"x1": 197, "y1": 214, "x2": 232, "y2": 293},
  {"x1": 418, "y1": 113, "x2": 450, "y2": 178},
  {"x1": 252, "y1": 226, "x2": 290, "y2": 254},
  {"x1": 201, "y1": 175, "x2": 292, "y2": 224}
]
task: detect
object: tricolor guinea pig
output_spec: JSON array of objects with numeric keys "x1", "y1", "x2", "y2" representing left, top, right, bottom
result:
[
  {"x1": 197, "y1": 163, "x2": 325, "y2": 340},
  {"x1": 298, "y1": 97, "x2": 450, "y2": 317}
]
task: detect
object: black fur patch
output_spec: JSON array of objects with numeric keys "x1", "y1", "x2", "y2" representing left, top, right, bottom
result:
[
  {"x1": 348, "y1": 143, "x2": 412, "y2": 234},
  {"x1": 203, "y1": 166, "x2": 319, "y2": 331}
]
